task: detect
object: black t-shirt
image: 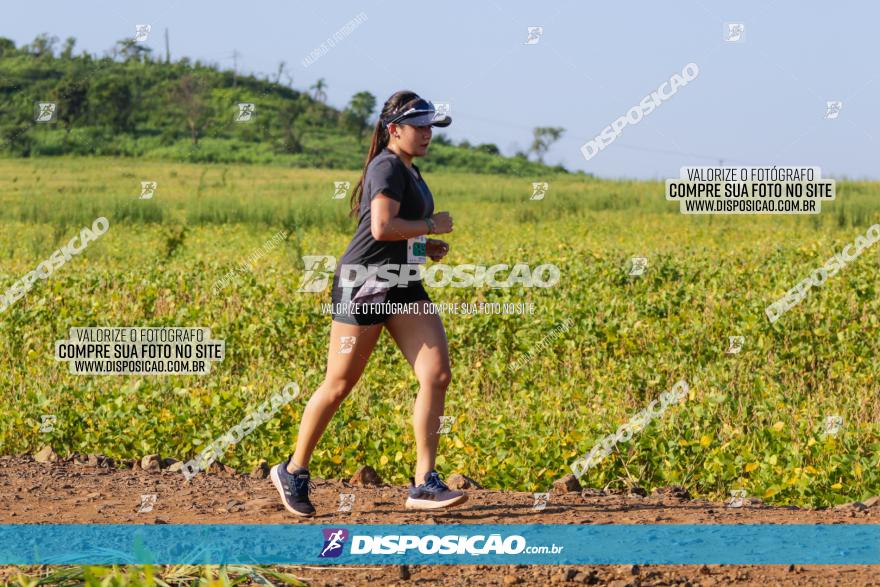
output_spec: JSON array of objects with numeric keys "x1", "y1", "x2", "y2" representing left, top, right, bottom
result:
[{"x1": 338, "y1": 148, "x2": 435, "y2": 269}]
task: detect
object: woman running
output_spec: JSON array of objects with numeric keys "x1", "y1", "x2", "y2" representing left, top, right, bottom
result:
[{"x1": 271, "y1": 90, "x2": 467, "y2": 516}]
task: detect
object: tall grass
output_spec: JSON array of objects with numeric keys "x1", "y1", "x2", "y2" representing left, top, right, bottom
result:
[{"x1": 1, "y1": 157, "x2": 880, "y2": 507}]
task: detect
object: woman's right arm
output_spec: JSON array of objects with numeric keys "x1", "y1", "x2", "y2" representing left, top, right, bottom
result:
[{"x1": 370, "y1": 193, "x2": 453, "y2": 241}]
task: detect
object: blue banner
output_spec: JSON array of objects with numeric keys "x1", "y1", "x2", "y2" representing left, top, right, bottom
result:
[{"x1": 1, "y1": 524, "x2": 878, "y2": 565}]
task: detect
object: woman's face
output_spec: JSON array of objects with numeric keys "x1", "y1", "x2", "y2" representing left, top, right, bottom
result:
[{"x1": 389, "y1": 122, "x2": 433, "y2": 157}]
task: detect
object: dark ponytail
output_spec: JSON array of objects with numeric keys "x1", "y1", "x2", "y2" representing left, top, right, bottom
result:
[{"x1": 350, "y1": 90, "x2": 421, "y2": 217}]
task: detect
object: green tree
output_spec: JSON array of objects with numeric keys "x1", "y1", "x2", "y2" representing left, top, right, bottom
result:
[
  {"x1": 24, "y1": 33, "x2": 58, "y2": 58},
  {"x1": 0, "y1": 125, "x2": 32, "y2": 156},
  {"x1": 529, "y1": 126, "x2": 564, "y2": 163},
  {"x1": 60, "y1": 37, "x2": 76, "y2": 59},
  {"x1": 0, "y1": 38, "x2": 570, "y2": 174},
  {"x1": 276, "y1": 94, "x2": 308, "y2": 153},
  {"x1": 341, "y1": 91, "x2": 375, "y2": 141},
  {"x1": 0, "y1": 86, "x2": 34, "y2": 156},
  {"x1": 172, "y1": 74, "x2": 212, "y2": 145},
  {"x1": 0, "y1": 37, "x2": 15, "y2": 57},
  {"x1": 310, "y1": 78, "x2": 327, "y2": 102},
  {"x1": 54, "y1": 75, "x2": 89, "y2": 141},
  {"x1": 91, "y1": 75, "x2": 135, "y2": 133},
  {"x1": 116, "y1": 38, "x2": 152, "y2": 62}
]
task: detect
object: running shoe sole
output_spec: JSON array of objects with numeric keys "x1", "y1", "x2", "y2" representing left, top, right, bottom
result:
[
  {"x1": 270, "y1": 464, "x2": 315, "y2": 517},
  {"x1": 405, "y1": 493, "x2": 468, "y2": 510}
]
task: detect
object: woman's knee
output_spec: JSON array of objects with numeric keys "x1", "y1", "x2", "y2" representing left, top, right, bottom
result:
[
  {"x1": 418, "y1": 365, "x2": 452, "y2": 391},
  {"x1": 319, "y1": 378, "x2": 356, "y2": 403}
]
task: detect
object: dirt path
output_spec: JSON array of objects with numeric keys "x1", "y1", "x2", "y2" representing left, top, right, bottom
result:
[{"x1": 2, "y1": 456, "x2": 879, "y2": 586}]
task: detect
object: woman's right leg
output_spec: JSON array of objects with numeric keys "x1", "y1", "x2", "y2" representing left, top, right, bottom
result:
[{"x1": 288, "y1": 319, "x2": 383, "y2": 472}]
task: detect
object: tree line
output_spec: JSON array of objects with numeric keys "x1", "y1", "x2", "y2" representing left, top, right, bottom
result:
[{"x1": 0, "y1": 34, "x2": 569, "y2": 175}]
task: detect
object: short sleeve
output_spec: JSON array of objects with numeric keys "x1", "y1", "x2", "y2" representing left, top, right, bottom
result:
[{"x1": 367, "y1": 157, "x2": 406, "y2": 202}]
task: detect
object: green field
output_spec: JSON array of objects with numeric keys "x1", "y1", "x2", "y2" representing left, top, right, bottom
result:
[{"x1": 1, "y1": 157, "x2": 879, "y2": 508}]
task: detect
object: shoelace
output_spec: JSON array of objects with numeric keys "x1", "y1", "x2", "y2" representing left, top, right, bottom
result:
[
  {"x1": 424, "y1": 471, "x2": 449, "y2": 491},
  {"x1": 289, "y1": 474, "x2": 316, "y2": 496}
]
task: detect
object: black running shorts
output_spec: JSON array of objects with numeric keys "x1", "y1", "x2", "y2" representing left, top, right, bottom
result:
[{"x1": 329, "y1": 272, "x2": 432, "y2": 325}]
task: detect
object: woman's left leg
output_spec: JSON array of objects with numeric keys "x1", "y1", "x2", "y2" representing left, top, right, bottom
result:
[{"x1": 384, "y1": 300, "x2": 452, "y2": 483}]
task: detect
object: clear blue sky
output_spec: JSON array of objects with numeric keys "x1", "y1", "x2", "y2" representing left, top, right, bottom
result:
[{"x1": 7, "y1": 1, "x2": 879, "y2": 179}]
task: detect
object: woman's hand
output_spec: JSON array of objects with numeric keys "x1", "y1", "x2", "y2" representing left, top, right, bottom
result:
[
  {"x1": 429, "y1": 211, "x2": 453, "y2": 234},
  {"x1": 426, "y1": 238, "x2": 450, "y2": 261}
]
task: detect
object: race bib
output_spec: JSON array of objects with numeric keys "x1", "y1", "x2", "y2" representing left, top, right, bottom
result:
[{"x1": 407, "y1": 236, "x2": 427, "y2": 264}]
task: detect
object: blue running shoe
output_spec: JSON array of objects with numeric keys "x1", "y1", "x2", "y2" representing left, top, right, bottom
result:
[
  {"x1": 270, "y1": 457, "x2": 316, "y2": 517},
  {"x1": 405, "y1": 470, "x2": 468, "y2": 510}
]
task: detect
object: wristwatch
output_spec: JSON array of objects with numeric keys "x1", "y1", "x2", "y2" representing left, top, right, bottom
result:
[{"x1": 425, "y1": 217, "x2": 435, "y2": 234}]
